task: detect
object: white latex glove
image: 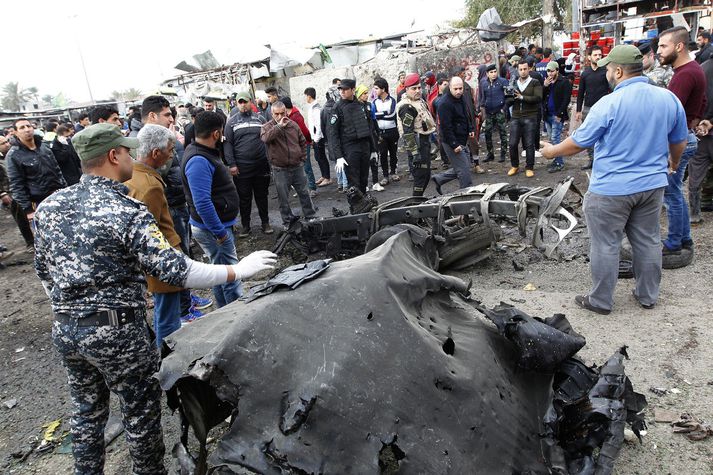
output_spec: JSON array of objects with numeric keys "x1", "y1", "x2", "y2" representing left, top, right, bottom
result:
[
  {"x1": 335, "y1": 157, "x2": 348, "y2": 174},
  {"x1": 232, "y1": 250, "x2": 277, "y2": 280},
  {"x1": 370, "y1": 152, "x2": 378, "y2": 161}
]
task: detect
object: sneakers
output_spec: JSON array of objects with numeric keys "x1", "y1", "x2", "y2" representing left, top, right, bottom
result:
[
  {"x1": 191, "y1": 294, "x2": 213, "y2": 310},
  {"x1": 547, "y1": 162, "x2": 564, "y2": 173},
  {"x1": 507, "y1": 167, "x2": 519, "y2": 176},
  {"x1": 261, "y1": 223, "x2": 274, "y2": 234},
  {"x1": 181, "y1": 307, "x2": 205, "y2": 325},
  {"x1": 371, "y1": 183, "x2": 385, "y2": 192},
  {"x1": 574, "y1": 295, "x2": 611, "y2": 315},
  {"x1": 534, "y1": 150, "x2": 543, "y2": 158},
  {"x1": 473, "y1": 165, "x2": 486, "y2": 174},
  {"x1": 379, "y1": 178, "x2": 389, "y2": 186},
  {"x1": 525, "y1": 169, "x2": 535, "y2": 178},
  {"x1": 238, "y1": 228, "x2": 251, "y2": 238}
]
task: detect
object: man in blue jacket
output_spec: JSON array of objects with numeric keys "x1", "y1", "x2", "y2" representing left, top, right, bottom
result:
[
  {"x1": 542, "y1": 61, "x2": 573, "y2": 173},
  {"x1": 479, "y1": 64, "x2": 509, "y2": 163},
  {"x1": 181, "y1": 112, "x2": 242, "y2": 308}
]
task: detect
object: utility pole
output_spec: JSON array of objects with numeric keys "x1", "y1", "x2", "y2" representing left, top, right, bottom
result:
[
  {"x1": 571, "y1": 0, "x2": 581, "y2": 33},
  {"x1": 543, "y1": 0, "x2": 555, "y2": 48}
]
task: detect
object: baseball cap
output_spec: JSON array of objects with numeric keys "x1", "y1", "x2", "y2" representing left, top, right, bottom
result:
[
  {"x1": 597, "y1": 44, "x2": 643, "y2": 67},
  {"x1": 637, "y1": 43, "x2": 652, "y2": 56},
  {"x1": 72, "y1": 124, "x2": 138, "y2": 162},
  {"x1": 403, "y1": 73, "x2": 420, "y2": 88},
  {"x1": 236, "y1": 91, "x2": 251, "y2": 102},
  {"x1": 509, "y1": 55, "x2": 521, "y2": 64},
  {"x1": 338, "y1": 79, "x2": 356, "y2": 89},
  {"x1": 546, "y1": 61, "x2": 559, "y2": 71}
]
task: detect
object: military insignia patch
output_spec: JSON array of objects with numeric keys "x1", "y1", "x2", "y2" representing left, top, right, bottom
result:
[
  {"x1": 148, "y1": 222, "x2": 171, "y2": 250},
  {"x1": 330, "y1": 115, "x2": 337, "y2": 125}
]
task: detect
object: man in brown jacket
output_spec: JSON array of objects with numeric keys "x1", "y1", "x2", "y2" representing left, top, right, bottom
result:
[
  {"x1": 260, "y1": 101, "x2": 316, "y2": 226},
  {"x1": 124, "y1": 124, "x2": 185, "y2": 346}
]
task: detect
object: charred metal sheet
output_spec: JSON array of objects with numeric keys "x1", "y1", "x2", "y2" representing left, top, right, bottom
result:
[
  {"x1": 159, "y1": 230, "x2": 646, "y2": 475},
  {"x1": 273, "y1": 177, "x2": 578, "y2": 265},
  {"x1": 159, "y1": 231, "x2": 554, "y2": 474},
  {"x1": 243, "y1": 259, "x2": 332, "y2": 303}
]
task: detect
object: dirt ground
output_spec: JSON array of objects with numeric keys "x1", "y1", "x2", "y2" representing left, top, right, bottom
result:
[{"x1": 1, "y1": 148, "x2": 712, "y2": 474}]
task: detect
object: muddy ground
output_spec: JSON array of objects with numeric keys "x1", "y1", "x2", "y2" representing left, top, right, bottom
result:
[{"x1": 1, "y1": 149, "x2": 712, "y2": 474}]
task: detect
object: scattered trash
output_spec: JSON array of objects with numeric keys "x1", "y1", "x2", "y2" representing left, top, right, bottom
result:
[
  {"x1": 624, "y1": 428, "x2": 639, "y2": 444},
  {"x1": 512, "y1": 258, "x2": 526, "y2": 271},
  {"x1": 43, "y1": 419, "x2": 62, "y2": 442},
  {"x1": 510, "y1": 298, "x2": 526, "y2": 304},
  {"x1": 12, "y1": 357, "x2": 26, "y2": 363},
  {"x1": 654, "y1": 408, "x2": 678, "y2": 423},
  {"x1": 3, "y1": 398, "x2": 18, "y2": 409},
  {"x1": 649, "y1": 387, "x2": 669, "y2": 396},
  {"x1": 683, "y1": 379, "x2": 692, "y2": 385},
  {"x1": 56, "y1": 433, "x2": 73, "y2": 454},
  {"x1": 15, "y1": 347, "x2": 24, "y2": 353},
  {"x1": 523, "y1": 283, "x2": 537, "y2": 291},
  {"x1": 672, "y1": 414, "x2": 713, "y2": 441},
  {"x1": 670, "y1": 388, "x2": 681, "y2": 394}
]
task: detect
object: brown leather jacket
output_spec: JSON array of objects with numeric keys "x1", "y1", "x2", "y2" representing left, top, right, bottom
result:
[
  {"x1": 260, "y1": 119, "x2": 306, "y2": 168},
  {"x1": 125, "y1": 162, "x2": 183, "y2": 293}
]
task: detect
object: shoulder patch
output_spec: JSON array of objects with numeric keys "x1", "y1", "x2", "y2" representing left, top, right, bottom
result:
[
  {"x1": 330, "y1": 115, "x2": 337, "y2": 125},
  {"x1": 147, "y1": 222, "x2": 171, "y2": 250}
]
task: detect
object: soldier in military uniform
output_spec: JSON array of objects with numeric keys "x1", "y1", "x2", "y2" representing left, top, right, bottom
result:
[
  {"x1": 327, "y1": 78, "x2": 379, "y2": 201},
  {"x1": 639, "y1": 43, "x2": 674, "y2": 88},
  {"x1": 396, "y1": 73, "x2": 437, "y2": 196},
  {"x1": 34, "y1": 124, "x2": 276, "y2": 474}
]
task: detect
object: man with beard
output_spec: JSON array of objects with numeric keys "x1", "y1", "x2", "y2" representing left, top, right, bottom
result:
[
  {"x1": 639, "y1": 42, "x2": 673, "y2": 88},
  {"x1": 431, "y1": 76, "x2": 474, "y2": 193},
  {"x1": 575, "y1": 46, "x2": 610, "y2": 170},
  {"x1": 506, "y1": 61, "x2": 542, "y2": 177},
  {"x1": 658, "y1": 26, "x2": 707, "y2": 256},
  {"x1": 541, "y1": 45, "x2": 687, "y2": 314},
  {"x1": 689, "y1": 56, "x2": 713, "y2": 224},
  {"x1": 695, "y1": 31, "x2": 713, "y2": 64}
]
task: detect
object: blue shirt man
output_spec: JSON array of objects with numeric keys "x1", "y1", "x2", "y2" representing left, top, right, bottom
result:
[{"x1": 540, "y1": 45, "x2": 687, "y2": 315}]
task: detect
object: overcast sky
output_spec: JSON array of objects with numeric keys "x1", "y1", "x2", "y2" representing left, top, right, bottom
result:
[{"x1": 2, "y1": 0, "x2": 464, "y2": 103}]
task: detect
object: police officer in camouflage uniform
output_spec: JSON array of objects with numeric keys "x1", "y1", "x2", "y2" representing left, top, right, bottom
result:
[
  {"x1": 639, "y1": 43, "x2": 674, "y2": 88},
  {"x1": 34, "y1": 124, "x2": 276, "y2": 475},
  {"x1": 396, "y1": 73, "x2": 437, "y2": 196}
]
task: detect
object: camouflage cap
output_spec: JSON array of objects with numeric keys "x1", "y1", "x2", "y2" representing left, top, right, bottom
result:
[
  {"x1": 72, "y1": 123, "x2": 139, "y2": 161},
  {"x1": 235, "y1": 91, "x2": 251, "y2": 102},
  {"x1": 597, "y1": 45, "x2": 643, "y2": 67}
]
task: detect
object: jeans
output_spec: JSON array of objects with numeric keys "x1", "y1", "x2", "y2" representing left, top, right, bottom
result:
[
  {"x1": 433, "y1": 144, "x2": 473, "y2": 190},
  {"x1": 190, "y1": 226, "x2": 243, "y2": 308},
  {"x1": 169, "y1": 205, "x2": 192, "y2": 315},
  {"x1": 337, "y1": 168, "x2": 348, "y2": 188},
  {"x1": 304, "y1": 144, "x2": 317, "y2": 190},
  {"x1": 509, "y1": 117, "x2": 537, "y2": 169},
  {"x1": 663, "y1": 132, "x2": 697, "y2": 250},
  {"x1": 583, "y1": 188, "x2": 665, "y2": 310},
  {"x1": 234, "y1": 174, "x2": 270, "y2": 229},
  {"x1": 272, "y1": 165, "x2": 317, "y2": 225},
  {"x1": 544, "y1": 115, "x2": 564, "y2": 165},
  {"x1": 153, "y1": 291, "x2": 181, "y2": 347}
]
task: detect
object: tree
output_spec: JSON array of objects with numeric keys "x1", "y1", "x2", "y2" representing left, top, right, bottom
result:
[
  {"x1": 455, "y1": 0, "x2": 571, "y2": 40},
  {"x1": 42, "y1": 94, "x2": 55, "y2": 105},
  {"x1": 110, "y1": 90, "x2": 124, "y2": 101},
  {"x1": 1, "y1": 82, "x2": 33, "y2": 111},
  {"x1": 123, "y1": 88, "x2": 142, "y2": 101}
]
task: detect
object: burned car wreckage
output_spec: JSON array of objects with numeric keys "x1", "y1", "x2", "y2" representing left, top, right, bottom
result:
[{"x1": 158, "y1": 180, "x2": 647, "y2": 474}]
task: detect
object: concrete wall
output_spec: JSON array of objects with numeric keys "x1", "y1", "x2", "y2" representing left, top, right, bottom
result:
[{"x1": 288, "y1": 67, "x2": 353, "y2": 114}]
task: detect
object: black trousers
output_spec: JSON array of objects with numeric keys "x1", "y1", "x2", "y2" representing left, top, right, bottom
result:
[
  {"x1": 378, "y1": 127, "x2": 399, "y2": 177},
  {"x1": 8, "y1": 199, "x2": 34, "y2": 246},
  {"x1": 313, "y1": 140, "x2": 330, "y2": 180},
  {"x1": 344, "y1": 140, "x2": 371, "y2": 194},
  {"x1": 509, "y1": 117, "x2": 537, "y2": 170},
  {"x1": 411, "y1": 134, "x2": 432, "y2": 197},
  {"x1": 234, "y1": 174, "x2": 270, "y2": 229}
]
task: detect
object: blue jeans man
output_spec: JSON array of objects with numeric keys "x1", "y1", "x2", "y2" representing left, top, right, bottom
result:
[
  {"x1": 152, "y1": 291, "x2": 181, "y2": 347},
  {"x1": 190, "y1": 226, "x2": 243, "y2": 307},
  {"x1": 663, "y1": 132, "x2": 698, "y2": 251},
  {"x1": 303, "y1": 144, "x2": 317, "y2": 191},
  {"x1": 544, "y1": 115, "x2": 564, "y2": 168}
]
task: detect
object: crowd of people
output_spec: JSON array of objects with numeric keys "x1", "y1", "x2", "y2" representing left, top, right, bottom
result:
[{"x1": 1, "y1": 24, "x2": 713, "y2": 474}]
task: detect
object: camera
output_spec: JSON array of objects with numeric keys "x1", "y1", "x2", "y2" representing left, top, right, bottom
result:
[{"x1": 504, "y1": 85, "x2": 517, "y2": 97}]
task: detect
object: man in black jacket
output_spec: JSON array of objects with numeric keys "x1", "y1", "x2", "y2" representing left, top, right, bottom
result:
[
  {"x1": 452, "y1": 66, "x2": 484, "y2": 174},
  {"x1": 328, "y1": 79, "x2": 378, "y2": 199},
  {"x1": 542, "y1": 62, "x2": 573, "y2": 173},
  {"x1": 575, "y1": 46, "x2": 610, "y2": 169},
  {"x1": 0, "y1": 135, "x2": 34, "y2": 248},
  {"x1": 6, "y1": 119, "x2": 66, "y2": 223},
  {"x1": 224, "y1": 92, "x2": 273, "y2": 236},
  {"x1": 431, "y1": 76, "x2": 474, "y2": 194},
  {"x1": 49, "y1": 124, "x2": 82, "y2": 185}
]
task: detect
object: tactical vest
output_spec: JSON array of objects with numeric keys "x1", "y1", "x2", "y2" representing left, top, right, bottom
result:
[{"x1": 181, "y1": 142, "x2": 239, "y2": 225}]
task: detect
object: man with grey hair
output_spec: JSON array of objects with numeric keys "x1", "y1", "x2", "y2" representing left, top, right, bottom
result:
[
  {"x1": 124, "y1": 125, "x2": 185, "y2": 346},
  {"x1": 260, "y1": 101, "x2": 316, "y2": 226}
]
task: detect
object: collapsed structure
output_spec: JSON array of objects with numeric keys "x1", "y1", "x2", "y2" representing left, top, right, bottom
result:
[{"x1": 158, "y1": 217, "x2": 647, "y2": 474}]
